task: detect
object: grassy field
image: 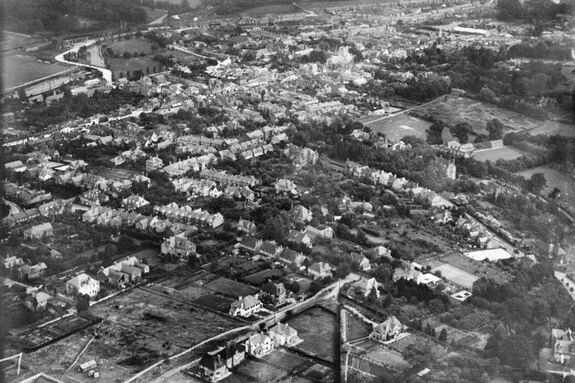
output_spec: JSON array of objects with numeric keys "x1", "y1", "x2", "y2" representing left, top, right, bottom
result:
[
  {"x1": 107, "y1": 38, "x2": 155, "y2": 55},
  {"x1": 515, "y1": 166, "x2": 575, "y2": 210},
  {"x1": 243, "y1": 268, "x2": 286, "y2": 285},
  {"x1": 528, "y1": 120, "x2": 575, "y2": 138},
  {"x1": 288, "y1": 307, "x2": 337, "y2": 362},
  {"x1": 411, "y1": 95, "x2": 540, "y2": 135},
  {"x1": 361, "y1": 113, "x2": 431, "y2": 142},
  {"x1": 430, "y1": 253, "x2": 512, "y2": 285},
  {"x1": 205, "y1": 277, "x2": 259, "y2": 299},
  {"x1": 2, "y1": 53, "x2": 70, "y2": 89},
  {"x1": 345, "y1": 310, "x2": 372, "y2": 342},
  {"x1": 471, "y1": 146, "x2": 527, "y2": 162},
  {"x1": 241, "y1": 4, "x2": 300, "y2": 16}
]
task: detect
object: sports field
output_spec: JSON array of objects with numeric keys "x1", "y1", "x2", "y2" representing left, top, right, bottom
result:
[{"x1": 2, "y1": 53, "x2": 70, "y2": 89}]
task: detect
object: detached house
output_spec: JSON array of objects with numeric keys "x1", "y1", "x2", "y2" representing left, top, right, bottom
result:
[
  {"x1": 259, "y1": 242, "x2": 282, "y2": 259},
  {"x1": 287, "y1": 230, "x2": 312, "y2": 247},
  {"x1": 308, "y1": 262, "x2": 333, "y2": 279},
  {"x1": 237, "y1": 218, "x2": 257, "y2": 235},
  {"x1": 18, "y1": 263, "x2": 48, "y2": 280},
  {"x1": 260, "y1": 280, "x2": 287, "y2": 305},
  {"x1": 66, "y1": 273, "x2": 100, "y2": 298},
  {"x1": 278, "y1": 249, "x2": 307, "y2": 268},
  {"x1": 371, "y1": 316, "x2": 405, "y2": 343},
  {"x1": 238, "y1": 236, "x2": 262, "y2": 254},
  {"x1": 229, "y1": 295, "x2": 263, "y2": 317},
  {"x1": 292, "y1": 205, "x2": 313, "y2": 224},
  {"x1": 244, "y1": 333, "x2": 273, "y2": 357},
  {"x1": 269, "y1": 322, "x2": 303, "y2": 347},
  {"x1": 349, "y1": 252, "x2": 371, "y2": 271},
  {"x1": 23, "y1": 223, "x2": 53, "y2": 240},
  {"x1": 199, "y1": 344, "x2": 246, "y2": 382},
  {"x1": 161, "y1": 232, "x2": 197, "y2": 259}
]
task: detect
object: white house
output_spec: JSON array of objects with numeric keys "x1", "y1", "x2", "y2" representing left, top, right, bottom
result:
[{"x1": 66, "y1": 273, "x2": 100, "y2": 298}]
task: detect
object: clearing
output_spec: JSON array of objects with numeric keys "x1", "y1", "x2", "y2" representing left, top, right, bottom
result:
[
  {"x1": 89, "y1": 287, "x2": 242, "y2": 349},
  {"x1": 361, "y1": 113, "x2": 431, "y2": 142},
  {"x1": 528, "y1": 120, "x2": 575, "y2": 138},
  {"x1": 428, "y1": 263, "x2": 478, "y2": 290}
]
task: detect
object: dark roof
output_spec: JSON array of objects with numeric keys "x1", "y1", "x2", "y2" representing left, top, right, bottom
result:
[
  {"x1": 261, "y1": 281, "x2": 286, "y2": 296},
  {"x1": 259, "y1": 242, "x2": 277, "y2": 256},
  {"x1": 239, "y1": 236, "x2": 257, "y2": 250}
]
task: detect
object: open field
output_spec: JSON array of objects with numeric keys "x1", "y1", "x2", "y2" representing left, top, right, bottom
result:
[
  {"x1": 261, "y1": 349, "x2": 310, "y2": 371},
  {"x1": 515, "y1": 166, "x2": 575, "y2": 213},
  {"x1": 193, "y1": 294, "x2": 235, "y2": 313},
  {"x1": 472, "y1": 146, "x2": 527, "y2": 162},
  {"x1": 528, "y1": 120, "x2": 575, "y2": 138},
  {"x1": 241, "y1": 4, "x2": 300, "y2": 16},
  {"x1": 411, "y1": 95, "x2": 540, "y2": 134},
  {"x1": 237, "y1": 359, "x2": 289, "y2": 382},
  {"x1": 94, "y1": 167, "x2": 141, "y2": 181},
  {"x1": 89, "y1": 288, "x2": 242, "y2": 349},
  {"x1": 205, "y1": 277, "x2": 259, "y2": 298},
  {"x1": 288, "y1": 307, "x2": 337, "y2": 362},
  {"x1": 243, "y1": 268, "x2": 286, "y2": 285},
  {"x1": 2, "y1": 53, "x2": 70, "y2": 89},
  {"x1": 361, "y1": 113, "x2": 431, "y2": 142},
  {"x1": 107, "y1": 38, "x2": 155, "y2": 55}
]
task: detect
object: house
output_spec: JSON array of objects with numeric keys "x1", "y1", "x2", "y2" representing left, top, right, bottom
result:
[
  {"x1": 305, "y1": 226, "x2": 334, "y2": 240},
  {"x1": 23, "y1": 223, "x2": 53, "y2": 240},
  {"x1": 24, "y1": 291, "x2": 52, "y2": 312},
  {"x1": 292, "y1": 206, "x2": 313, "y2": 223},
  {"x1": 161, "y1": 232, "x2": 197, "y2": 258},
  {"x1": 98, "y1": 268, "x2": 130, "y2": 289},
  {"x1": 370, "y1": 316, "x2": 405, "y2": 342},
  {"x1": 287, "y1": 230, "x2": 312, "y2": 247},
  {"x1": 4, "y1": 256, "x2": 24, "y2": 269},
  {"x1": 199, "y1": 344, "x2": 245, "y2": 382},
  {"x1": 372, "y1": 246, "x2": 393, "y2": 260},
  {"x1": 260, "y1": 280, "x2": 287, "y2": 305},
  {"x1": 18, "y1": 263, "x2": 48, "y2": 280},
  {"x1": 308, "y1": 262, "x2": 332, "y2": 279},
  {"x1": 237, "y1": 218, "x2": 257, "y2": 235},
  {"x1": 238, "y1": 236, "x2": 262, "y2": 253},
  {"x1": 552, "y1": 328, "x2": 575, "y2": 363},
  {"x1": 278, "y1": 249, "x2": 307, "y2": 268},
  {"x1": 229, "y1": 295, "x2": 263, "y2": 317},
  {"x1": 121, "y1": 195, "x2": 150, "y2": 210},
  {"x1": 244, "y1": 333, "x2": 273, "y2": 357},
  {"x1": 259, "y1": 242, "x2": 282, "y2": 258},
  {"x1": 350, "y1": 252, "x2": 371, "y2": 271},
  {"x1": 269, "y1": 322, "x2": 302, "y2": 347},
  {"x1": 352, "y1": 277, "x2": 381, "y2": 298},
  {"x1": 66, "y1": 273, "x2": 100, "y2": 298},
  {"x1": 274, "y1": 179, "x2": 298, "y2": 195}
]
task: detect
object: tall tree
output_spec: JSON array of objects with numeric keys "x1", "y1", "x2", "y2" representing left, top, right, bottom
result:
[
  {"x1": 426, "y1": 121, "x2": 445, "y2": 145},
  {"x1": 527, "y1": 172, "x2": 547, "y2": 194},
  {"x1": 450, "y1": 122, "x2": 474, "y2": 144},
  {"x1": 486, "y1": 118, "x2": 504, "y2": 140}
]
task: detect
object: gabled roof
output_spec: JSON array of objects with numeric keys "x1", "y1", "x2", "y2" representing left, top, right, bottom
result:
[{"x1": 261, "y1": 281, "x2": 286, "y2": 296}]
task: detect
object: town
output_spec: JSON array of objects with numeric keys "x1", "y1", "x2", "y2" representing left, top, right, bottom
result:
[{"x1": 1, "y1": 0, "x2": 575, "y2": 382}]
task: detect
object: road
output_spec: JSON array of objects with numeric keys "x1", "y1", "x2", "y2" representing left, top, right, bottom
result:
[{"x1": 54, "y1": 39, "x2": 113, "y2": 84}]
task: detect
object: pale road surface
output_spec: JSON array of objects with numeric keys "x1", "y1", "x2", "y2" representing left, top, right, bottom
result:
[
  {"x1": 54, "y1": 40, "x2": 112, "y2": 84},
  {"x1": 124, "y1": 273, "x2": 361, "y2": 383}
]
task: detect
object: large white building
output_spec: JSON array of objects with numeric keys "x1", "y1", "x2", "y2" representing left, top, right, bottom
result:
[{"x1": 66, "y1": 273, "x2": 100, "y2": 298}]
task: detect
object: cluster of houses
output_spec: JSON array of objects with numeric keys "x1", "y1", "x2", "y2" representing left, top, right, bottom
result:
[
  {"x1": 197, "y1": 322, "x2": 302, "y2": 382},
  {"x1": 97, "y1": 256, "x2": 150, "y2": 289}
]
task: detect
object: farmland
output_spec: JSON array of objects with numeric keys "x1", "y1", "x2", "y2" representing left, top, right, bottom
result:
[
  {"x1": 411, "y1": 94, "x2": 540, "y2": 134},
  {"x1": 288, "y1": 307, "x2": 337, "y2": 363},
  {"x1": 361, "y1": 113, "x2": 431, "y2": 142},
  {"x1": 472, "y1": 146, "x2": 528, "y2": 162},
  {"x1": 205, "y1": 277, "x2": 259, "y2": 298},
  {"x1": 2, "y1": 53, "x2": 70, "y2": 89},
  {"x1": 515, "y1": 166, "x2": 575, "y2": 213},
  {"x1": 528, "y1": 120, "x2": 575, "y2": 137}
]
